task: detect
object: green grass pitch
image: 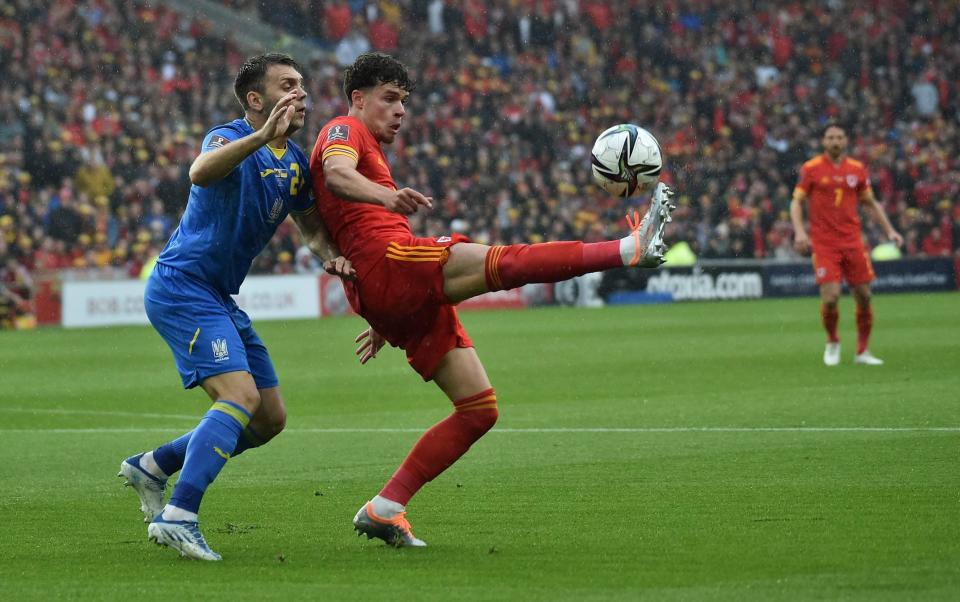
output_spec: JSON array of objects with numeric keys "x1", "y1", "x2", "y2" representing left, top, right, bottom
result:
[{"x1": 1, "y1": 292, "x2": 958, "y2": 601}]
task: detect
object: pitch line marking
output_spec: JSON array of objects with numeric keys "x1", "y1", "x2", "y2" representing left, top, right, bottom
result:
[
  {"x1": 1, "y1": 427, "x2": 958, "y2": 434},
  {"x1": 3, "y1": 409, "x2": 957, "y2": 434},
  {"x1": 0, "y1": 407, "x2": 199, "y2": 421}
]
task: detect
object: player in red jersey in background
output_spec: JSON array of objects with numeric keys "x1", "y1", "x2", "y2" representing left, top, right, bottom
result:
[
  {"x1": 790, "y1": 123, "x2": 903, "y2": 366},
  {"x1": 310, "y1": 52, "x2": 674, "y2": 547}
]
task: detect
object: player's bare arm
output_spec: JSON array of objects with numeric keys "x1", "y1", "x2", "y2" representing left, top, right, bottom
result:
[
  {"x1": 189, "y1": 92, "x2": 299, "y2": 187},
  {"x1": 291, "y1": 209, "x2": 356, "y2": 279},
  {"x1": 860, "y1": 190, "x2": 904, "y2": 247},
  {"x1": 323, "y1": 154, "x2": 433, "y2": 215},
  {"x1": 790, "y1": 188, "x2": 811, "y2": 253}
]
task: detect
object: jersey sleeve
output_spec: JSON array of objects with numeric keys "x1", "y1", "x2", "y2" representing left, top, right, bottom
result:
[
  {"x1": 196, "y1": 127, "x2": 244, "y2": 184},
  {"x1": 318, "y1": 122, "x2": 362, "y2": 166},
  {"x1": 200, "y1": 126, "x2": 243, "y2": 153}
]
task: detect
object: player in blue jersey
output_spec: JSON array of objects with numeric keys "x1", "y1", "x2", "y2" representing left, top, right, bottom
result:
[{"x1": 117, "y1": 53, "x2": 353, "y2": 561}]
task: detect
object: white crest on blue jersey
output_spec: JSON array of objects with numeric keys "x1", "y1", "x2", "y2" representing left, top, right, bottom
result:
[{"x1": 212, "y1": 338, "x2": 229, "y2": 362}]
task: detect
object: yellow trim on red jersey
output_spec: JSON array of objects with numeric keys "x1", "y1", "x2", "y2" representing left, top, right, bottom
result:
[
  {"x1": 485, "y1": 245, "x2": 507, "y2": 290},
  {"x1": 321, "y1": 144, "x2": 359, "y2": 163},
  {"x1": 322, "y1": 150, "x2": 360, "y2": 162},
  {"x1": 387, "y1": 242, "x2": 447, "y2": 252},
  {"x1": 325, "y1": 143, "x2": 358, "y2": 156},
  {"x1": 385, "y1": 241, "x2": 446, "y2": 262},
  {"x1": 802, "y1": 156, "x2": 825, "y2": 169},
  {"x1": 386, "y1": 254, "x2": 444, "y2": 262}
]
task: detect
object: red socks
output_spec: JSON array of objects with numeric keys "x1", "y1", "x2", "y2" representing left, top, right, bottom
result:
[
  {"x1": 821, "y1": 303, "x2": 839, "y2": 343},
  {"x1": 484, "y1": 241, "x2": 622, "y2": 291},
  {"x1": 379, "y1": 388, "x2": 499, "y2": 506},
  {"x1": 820, "y1": 302, "x2": 874, "y2": 352},
  {"x1": 856, "y1": 305, "x2": 873, "y2": 354}
]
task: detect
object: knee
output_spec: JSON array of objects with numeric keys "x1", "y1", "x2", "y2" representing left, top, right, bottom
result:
[
  {"x1": 232, "y1": 388, "x2": 262, "y2": 416},
  {"x1": 461, "y1": 406, "x2": 499, "y2": 438},
  {"x1": 822, "y1": 297, "x2": 839, "y2": 309},
  {"x1": 260, "y1": 408, "x2": 287, "y2": 441}
]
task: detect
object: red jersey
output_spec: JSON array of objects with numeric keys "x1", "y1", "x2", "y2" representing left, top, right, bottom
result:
[
  {"x1": 794, "y1": 154, "x2": 873, "y2": 249},
  {"x1": 309, "y1": 116, "x2": 412, "y2": 261}
]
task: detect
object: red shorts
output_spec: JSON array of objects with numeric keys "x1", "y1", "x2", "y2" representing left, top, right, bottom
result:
[
  {"x1": 344, "y1": 233, "x2": 473, "y2": 380},
  {"x1": 811, "y1": 245, "x2": 875, "y2": 286}
]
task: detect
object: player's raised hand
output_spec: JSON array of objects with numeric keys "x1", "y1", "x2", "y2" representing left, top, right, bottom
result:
[
  {"x1": 355, "y1": 327, "x2": 386, "y2": 364},
  {"x1": 323, "y1": 255, "x2": 356, "y2": 280},
  {"x1": 793, "y1": 229, "x2": 811, "y2": 254},
  {"x1": 385, "y1": 187, "x2": 433, "y2": 215},
  {"x1": 259, "y1": 92, "x2": 298, "y2": 141}
]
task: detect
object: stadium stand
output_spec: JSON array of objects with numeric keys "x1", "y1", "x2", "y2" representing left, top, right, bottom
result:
[{"x1": 0, "y1": 0, "x2": 957, "y2": 328}]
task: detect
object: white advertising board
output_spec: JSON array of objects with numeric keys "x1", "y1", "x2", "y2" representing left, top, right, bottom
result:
[{"x1": 62, "y1": 275, "x2": 321, "y2": 328}]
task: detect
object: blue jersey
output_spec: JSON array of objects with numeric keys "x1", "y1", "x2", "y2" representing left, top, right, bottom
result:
[{"x1": 157, "y1": 118, "x2": 313, "y2": 295}]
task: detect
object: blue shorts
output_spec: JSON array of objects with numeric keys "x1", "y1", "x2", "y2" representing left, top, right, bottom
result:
[{"x1": 144, "y1": 263, "x2": 279, "y2": 390}]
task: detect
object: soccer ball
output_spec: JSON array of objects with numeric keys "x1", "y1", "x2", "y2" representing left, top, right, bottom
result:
[{"x1": 590, "y1": 124, "x2": 663, "y2": 197}]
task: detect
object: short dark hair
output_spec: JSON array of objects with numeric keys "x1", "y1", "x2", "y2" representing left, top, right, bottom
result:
[
  {"x1": 234, "y1": 53, "x2": 302, "y2": 110},
  {"x1": 820, "y1": 121, "x2": 848, "y2": 138},
  {"x1": 342, "y1": 52, "x2": 414, "y2": 105}
]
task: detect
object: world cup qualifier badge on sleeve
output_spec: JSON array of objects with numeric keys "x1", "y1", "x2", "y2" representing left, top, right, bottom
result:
[{"x1": 327, "y1": 124, "x2": 350, "y2": 142}]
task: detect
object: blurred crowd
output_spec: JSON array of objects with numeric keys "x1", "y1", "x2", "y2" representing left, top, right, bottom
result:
[{"x1": 1, "y1": 0, "x2": 959, "y2": 326}]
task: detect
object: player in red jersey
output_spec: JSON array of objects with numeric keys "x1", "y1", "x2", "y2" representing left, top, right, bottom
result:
[
  {"x1": 790, "y1": 123, "x2": 903, "y2": 366},
  {"x1": 310, "y1": 53, "x2": 675, "y2": 547}
]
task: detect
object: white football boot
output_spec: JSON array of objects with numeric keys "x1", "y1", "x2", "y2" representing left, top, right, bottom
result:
[
  {"x1": 118, "y1": 453, "x2": 167, "y2": 522},
  {"x1": 823, "y1": 342, "x2": 841, "y2": 366},
  {"x1": 353, "y1": 502, "x2": 427, "y2": 548},
  {"x1": 148, "y1": 516, "x2": 222, "y2": 561},
  {"x1": 854, "y1": 350, "x2": 884, "y2": 365},
  {"x1": 622, "y1": 182, "x2": 676, "y2": 268}
]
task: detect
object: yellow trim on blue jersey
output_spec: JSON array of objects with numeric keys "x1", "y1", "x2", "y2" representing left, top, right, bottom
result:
[
  {"x1": 213, "y1": 446, "x2": 231, "y2": 460},
  {"x1": 266, "y1": 144, "x2": 288, "y2": 160},
  {"x1": 188, "y1": 328, "x2": 201, "y2": 355},
  {"x1": 210, "y1": 401, "x2": 251, "y2": 428},
  {"x1": 290, "y1": 204, "x2": 317, "y2": 216}
]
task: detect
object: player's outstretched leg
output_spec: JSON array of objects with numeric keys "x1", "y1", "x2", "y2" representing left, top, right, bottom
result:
[
  {"x1": 117, "y1": 452, "x2": 168, "y2": 522},
  {"x1": 479, "y1": 182, "x2": 677, "y2": 295},
  {"x1": 352, "y1": 500, "x2": 427, "y2": 548}
]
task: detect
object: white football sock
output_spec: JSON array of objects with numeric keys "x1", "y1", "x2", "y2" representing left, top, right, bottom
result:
[
  {"x1": 138, "y1": 451, "x2": 169, "y2": 480},
  {"x1": 371, "y1": 495, "x2": 405, "y2": 519},
  {"x1": 161, "y1": 505, "x2": 198, "y2": 523}
]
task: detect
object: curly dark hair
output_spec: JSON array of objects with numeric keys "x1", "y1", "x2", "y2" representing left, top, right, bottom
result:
[
  {"x1": 234, "y1": 53, "x2": 302, "y2": 110},
  {"x1": 342, "y1": 52, "x2": 414, "y2": 105}
]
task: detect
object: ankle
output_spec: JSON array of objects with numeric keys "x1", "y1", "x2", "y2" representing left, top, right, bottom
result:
[
  {"x1": 161, "y1": 504, "x2": 198, "y2": 523},
  {"x1": 371, "y1": 495, "x2": 405, "y2": 519},
  {"x1": 139, "y1": 451, "x2": 169, "y2": 480}
]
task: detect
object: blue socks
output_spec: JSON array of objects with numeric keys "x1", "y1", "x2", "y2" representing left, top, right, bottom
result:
[
  {"x1": 168, "y1": 400, "x2": 251, "y2": 514},
  {"x1": 153, "y1": 430, "x2": 193, "y2": 476},
  {"x1": 152, "y1": 425, "x2": 267, "y2": 477}
]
